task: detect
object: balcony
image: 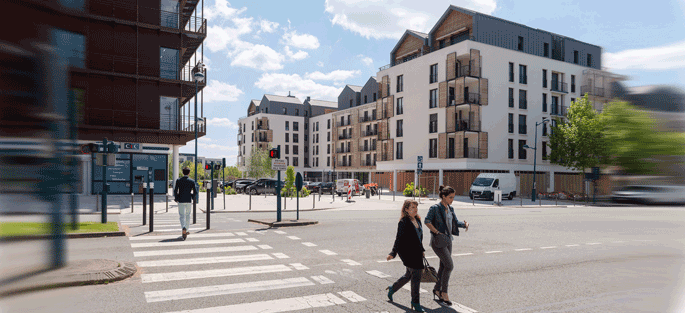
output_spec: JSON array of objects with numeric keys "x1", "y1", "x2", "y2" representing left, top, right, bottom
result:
[
  {"x1": 359, "y1": 115, "x2": 376, "y2": 123},
  {"x1": 551, "y1": 106, "x2": 568, "y2": 117},
  {"x1": 455, "y1": 119, "x2": 481, "y2": 132},
  {"x1": 338, "y1": 133, "x2": 352, "y2": 140},
  {"x1": 360, "y1": 145, "x2": 377, "y2": 152},
  {"x1": 465, "y1": 147, "x2": 480, "y2": 159},
  {"x1": 336, "y1": 120, "x2": 351, "y2": 127},
  {"x1": 580, "y1": 85, "x2": 606, "y2": 97},
  {"x1": 336, "y1": 147, "x2": 351, "y2": 153},
  {"x1": 361, "y1": 160, "x2": 377, "y2": 167},
  {"x1": 551, "y1": 82, "x2": 568, "y2": 93},
  {"x1": 456, "y1": 65, "x2": 481, "y2": 78},
  {"x1": 361, "y1": 129, "x2": 378, "y2": 137},
  {"x1": 450, "y1": 93, "x2": 481, "y2": 106}
]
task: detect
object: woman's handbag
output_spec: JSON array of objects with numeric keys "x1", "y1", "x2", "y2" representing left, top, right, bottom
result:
[
  {"x1": 421, "y1": 257, "x2": 438, "y2": 283},
  {"x1": 431, "y1": 231, "x2": 450, "y2": 249}
]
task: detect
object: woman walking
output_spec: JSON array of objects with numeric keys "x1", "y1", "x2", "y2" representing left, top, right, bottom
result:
[
  {"x1": 386, "y1": 200, "x2": 426, "y2": 312},
  {"x1": 424, "y1": 185, "x2": 469, "y2": 306}
]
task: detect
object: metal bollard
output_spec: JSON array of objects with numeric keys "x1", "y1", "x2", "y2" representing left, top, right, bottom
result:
[
  {"x1": 520, "y1": 195, "x2": 522, "y2": 207},
  {"x1": 149, "y1": 187, "x2": 154, "y2": 233},
  {"x1": 249, "y1": 192, "x2": 252, "y2": 211},
  {"x1": 539, "y1": 196, "x2": 541, "y2": 206},
  {"x1": 131, "y1": 193, "x2": 134, "y2": 213},
  {"x1": 142, "y1": 187, "x2": 147, "y2": 225},
  {"x1": 166, "y1": 194, "x2": 169, "y2": 213},
  {"x1": 313, "y1": 191, "x2": 315, "y2": 209},
  {"x1": 96, "y1": 194, "x2": 100, "y2": 212},
  {"x1": 556, "y1": 194, "x2": 558, "y2": 206},
  {"x1": 206, "y1": 188, "x2": 211, "y2": 230}
]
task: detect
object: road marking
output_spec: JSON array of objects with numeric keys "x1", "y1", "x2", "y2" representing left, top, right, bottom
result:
[
  {"x1": 137, "y1": 254, "x2": 273, "y2": 267},
  {"x1": 290, "y1": 263, "x2": 309, "y2": 270},
  {"x1": 566, "y1": 244, "x2": 580, "y2": 247},
  {"x1": 452, "y1": 302, "x2": 479, "y2": 313},
  {"x1": 612, "y1": 241, "x2": 625, "y2": 243},
  {"x1": 341, "y1": 259, "x2": 361, "y2": 266},
  {"x1": 302, "y1": 242, "x2": 317, "y2": 247},
  {"x1": 121, "y1": 222, "x2": 178, "y2": 226},
  {"x1": 258, "y1": 245, "x2": 273, "y2": 249},
  {"x1": 164, "y1": 292, "x2": 348, "y2": 313},
  {"x1": 319, "y1": 250, "x2": 337, "y2": 255},
  {"x1": 142, "y1": 264, "x2": 294, "y2": 283},
  {"x1": 514, "y1": 248, "x2": 532, "y2": 251},
  {"x1": 148, "y1": 227, "x2": 205, "y2": 233},
  {"x1": 235, "y1": 232, "x2": 248, "y2": 236},
  {"x1": 337, "y1": 291, "x2": 366, "y2": 302},
  {"x1": 453, "y1": 253, "x2": 474, "y2": 256},
  {"x1": 426, "y1": 255, "x2": 438, "y2": 259},
  {"x1": 130, "y1": 238, "x2": 246, "y2": 248},
  {"x1": 245, "y1": 238, "x2": 260, "y2": 242},
  {"x1": 287, "y1": 236, "x2": 301, "y2": 240},
  {"x1": 366, "y1": 270, "x2": 391, "y2": 278},
  {"x1": 485, "y1": 251, "x2": 503, "y2": 254},
  {"x1": 272, "y1": 253, "x2": 289, "y2": 259},
  {"x1": 134, "y1": 245, "x2": 258, "y2": 257},
  {"x1": 586, "y1": 242, "x2": 601, "y2": 245},
  {"x1": 401, "y1": 285, "x2": 427, "y2": 293},
  {"x1": 274, "y1": 230, "x2": 287, "y2": 234},
  {"x1": 145, "y1": 277, "x2": 314, "y2": 303},
  {"x1": 311, "y1": 275, "x2": 334, "y2": 284},
  {"x1": 376, "y1": 259, "x2": 401, "y2": 263},
  {"x1": 540, "y1": 246, "x2": 557, "y2": 249},
  {"x1": 129, "y1": 232, "x2": 235, "y2": 240}
]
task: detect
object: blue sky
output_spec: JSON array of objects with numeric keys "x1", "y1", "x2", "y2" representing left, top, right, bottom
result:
[{"x1": 183, "y1": 0, "x2": 685, "y2": 164}]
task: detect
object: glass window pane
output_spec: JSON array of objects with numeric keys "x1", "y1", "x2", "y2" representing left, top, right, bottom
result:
[
  {"x1": 160, "y1": 47, "x2": 179, "y2": 79},
  {"x1": 51, "y1": 29, "x2": 85, "y2": 68},
  {"x1": 161, "y1": 0, "x2": 180, "y2": 28}
]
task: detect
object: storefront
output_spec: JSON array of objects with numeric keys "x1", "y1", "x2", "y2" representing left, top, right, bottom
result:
[{"x1": 90, "y1": 143, "x2": 169, "y2": 195}]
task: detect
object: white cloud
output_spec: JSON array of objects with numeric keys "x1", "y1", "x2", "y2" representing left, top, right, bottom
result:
[
  {"x1": 306, "y1": 70, "x2": 361, "y2": 81},
  {"x1": 258, "y1": 19, "x2": 279, "y2": 33},
  {"x1": 317, "y1": 61, "x2": 324, "y2": 67},
  {"x1": 200, "y1": 143, "x2": 239, "y2": 152},
  {"x1": 203, "y1": 80, "x2": 244, "y2": 102},
  {"x1": 324, "y1": 0, "x2": 497, "y2": 39},
  {"x1": 255, "y1": 73, "x2": 343, "y2": 101},
  {"x1": 204, "y1": 0, "x2": 247, "y2": 21},
  {"x1": 358, "y1": 54, "x2": 373, "y2": 66},
  {"x1": 604, "y1": 40, "x2": 685, "y2": 71},
  {"x1": 231, "y1": 44, "x2": 285, "y2": 71},
  {"x1": 283, "y1": 30, "x2": 320, "y2": 49},
  {"x1": 284, "y1": 46, "x2": 309, "y2": 61},
  {"x1": 206, "y1": 118, "x2": 239, "y2": 129},
  {"x1": 199, "y1": 137, "x2": 212, "y2": 142}
]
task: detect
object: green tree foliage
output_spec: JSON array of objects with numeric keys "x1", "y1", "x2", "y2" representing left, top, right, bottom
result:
[
  {"x1": 283, "y1": 166, "x2": 295, "y2": 195},
  {"x1": 549, "y1": 94, "x2": 609, "y2": 175},
  {"x1": 177, "y1": 160, "x2": 205, "y2": 181},
  {"x1": 601, "y1": 101, "x2": 685, "y2": 174},
  {"x1": 222, "y1": 166, "x2": 242, "y2": 180},
  {"x1": 246, "y1": 147, "x2": 275, "y2": 178}
]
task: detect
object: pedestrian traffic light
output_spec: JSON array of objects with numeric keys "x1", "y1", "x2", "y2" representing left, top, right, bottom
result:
[
  {"x1": 205, "y1": 163, "x2": 211, "y2": 170},
  {"x1": 214, "y1": 164, "x2": 221, "y2": 170},
  {"x1": 269, "y1": 148, "x2": 279, "y2": 159}
]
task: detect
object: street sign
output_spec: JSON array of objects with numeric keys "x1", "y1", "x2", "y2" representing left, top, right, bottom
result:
[
  {"x1": 136, "y1": 166, "x2": 148, "y2": 171},
  {"x1": 295, "y1": 172, "x2": 303, "y2": 191},
  {"x1": 417, "y1": 162, "x2": 423, "y2": 169},
  {"x1": 272, "y1": 159, "x2": 287, "y2": 171},
  {"x1": 417, "y1": 169, "x2": 423, "y2": 175},
  {"x1": 417, "y1": 156, "x2": 423, "y2": 162}
]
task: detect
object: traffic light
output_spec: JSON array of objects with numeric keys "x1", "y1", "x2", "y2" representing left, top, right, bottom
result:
[
  {"x1": 214, "y1": 164, "x2": 221, "y2": 171},
  {"x1": 269, "y1": 148, "x2": 280, "y2": 159},
  {"x1": 87, "y1": 143, "x2": 99, "y2": 153},
  {"x1": 107, "y1": 143, "x2": 118, "y2": 153},
  {"x1": 205, "y1": 163, "x2": 211, "y2": 170}
]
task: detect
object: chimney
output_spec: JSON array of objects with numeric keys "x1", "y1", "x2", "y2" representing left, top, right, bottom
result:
[{"x1": 306, "y1": 96, "x2": 311, "y2": 102}]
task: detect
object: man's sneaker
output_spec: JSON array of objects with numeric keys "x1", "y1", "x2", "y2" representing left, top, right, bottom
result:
[{"x1": 182, "y1": 228, "x2": 187, "y2": 240}]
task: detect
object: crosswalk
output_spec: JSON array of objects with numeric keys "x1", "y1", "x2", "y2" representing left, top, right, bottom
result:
[{"x1": 119, "y1": 214, "x2": 369, "y2": 312}]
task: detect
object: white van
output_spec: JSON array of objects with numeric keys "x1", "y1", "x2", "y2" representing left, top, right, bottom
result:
[
  {"x1": 336, "y1": 179, "x2": 363, "y2": 197},
  {"x1": 469, "y1": 173, "x2": 517, "y2": 200}
]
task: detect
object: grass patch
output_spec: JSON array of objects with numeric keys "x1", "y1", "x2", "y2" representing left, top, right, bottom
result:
[{"x1": 0, "y1": 222, "x2": 119, "y2": 237}]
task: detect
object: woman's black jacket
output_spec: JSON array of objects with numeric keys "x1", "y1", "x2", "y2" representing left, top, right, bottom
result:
[{"x1": 389, "y1": 216, "x2": 425, "y2": 269}]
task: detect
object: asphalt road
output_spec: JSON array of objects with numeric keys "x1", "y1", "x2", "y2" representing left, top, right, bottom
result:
[{"x1": 3, "y1": 201, "x2": 685, "y2": 313}]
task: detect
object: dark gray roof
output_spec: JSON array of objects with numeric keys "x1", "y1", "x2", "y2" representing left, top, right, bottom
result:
[
  {"x1": 345, "y1": 85, "x2": 362, "y2": 92},
  {"x1": 264, "y1": 94, "x2": 302, "y2": 104}
]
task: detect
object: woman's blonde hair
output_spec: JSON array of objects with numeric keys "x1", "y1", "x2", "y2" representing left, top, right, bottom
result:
[{"x1": 400, "y1": 199, "x2": 420, "y2": 221}]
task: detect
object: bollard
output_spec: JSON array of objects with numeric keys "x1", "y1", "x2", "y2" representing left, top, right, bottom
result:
[
  {"x1": 472, "y1": 196, "x2": 474, "y2": 206},
  {"x1": 520, "y1": 195, "x2": 522, "y2": 207},
  {"x1": 96, "y1": 194, "x2": 100, "y2": 212},
  {"x1": 149, "y1": 186, "x2": 154, "y2": 233},
  {"x1": 249, "y1": 192, "x2": 252, "y2": 211},
  {"x1": 539, "y1": 196, "x2": 541, "y2": 206},
  {"x1": 319, "y1": 188, "x2": 322, "y2": 201},
  {"x1": 166, "y1": 194, "x2": 169, "y2": 213},
  {"x1": 206, "y1": 188, "x2": 211, "y2": 230},
  {"x1": 131, "y1": 193, "x2": 134, "y2": 213},
  {"x1": 556, "y1": 194, "x2": 558, "y2": 206},
  {"x1": 393, "y1": 190, "x2": 395, "y2": 202},
  {"x1": 142, "y1": 186, "x2": 147, "y2": 225},
  {"x1": 313, "y1": 191, "x2": 315, "y2": 209}
]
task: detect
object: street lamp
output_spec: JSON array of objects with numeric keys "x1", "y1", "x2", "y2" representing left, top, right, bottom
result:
[
  {"x1": 193, "y1": 63, "x2": 205, "y2": 224},
  {"x1": 523, "y1": 118, "x2": 549, "y2": 202}
]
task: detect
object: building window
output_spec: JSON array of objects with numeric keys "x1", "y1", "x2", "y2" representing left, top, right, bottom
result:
[
  {"x1": 508, "y1": 139, "x2": 514, "y2": 159},
  {"x1": 350, "y1": 99, "x2": 353, "y2": 107},
  {"x1": 396, "y1": 120, "x2": 403, "y2": 137},
  {"x1": 373, "y1": 93, "x2": 377, "y2": 101},
  {"x1": 542, "y1": 93, "x2": 548, "y2": 112},
  {"x1": 364, "y1": 95, "x2": 367, "y2": 104},
  {"x1": 397, "y1": 75, "x2": 404, "y2": 92},
  {"x1": 396, "y1": 142, "x2": 403, "y2": 159},
  {"x1": 587, "y1": 53, "x2": 593, "y2": 67},
  {"x1": 429, "y1": 89, "x2": 438, "y2": 108},
  {"x1": 508, "y1": 113, "x2": 514, "y2": 133},
  {"x1": 160, "y1": 47, "x2": 179, "y2": 79},
  {"x1": 429, "y1": 138, "x2": 437, "y2": 158},
  {"x1": 429, "y1": 114, "x2": 438, "y2": 133},
  {"x1": 327, "y1": 132, "x2": 330, "y2": 142},
  {"x1": 571, "y1": 75, "x2": 576, "y2": 93},
  {"x1": 429, "y1": 64, "x2": 438, "y2": 84},
  {"x1": 294, "y1": 145, "x2": 299, "y2": 155},
  {"x1": 285, "y1": 133, "x2": 289, "y2": 143},
  {"x1": 518, "y1": 140, "x2": 527, "y2": 160},
  {"x1": 518, "y1": 36, "x2": 524, "y2": 51},
  {"x1": 293, "y1": 157, "x2": 298, "y2": 167},
  {"x1": 519, "y1": 64, "x2": 527, "y2": 84},
  {"x1": 509, "y1": 88, "x2": 514, "y2": 108},
  {"x1": 160, "y1": 0, "x2": 179, "y2": 28},
  {"x1": 519, "y1": 90, "x2": 527, "y2": 109},
  {"x1": 251, "y1": 121, "x2": 254, "y2": 130},
  {"x1": 285, "y1": 121, "x2": 289, "y2": 131},
  {"x1": 542, "y1": 142, "x2": 548, "y2": 160},
  {"x1": 542, "y1": 118, "x2": 548, "y2": 136},
  {"x1": 519, "y1": 114, "x2": 527, "y2": 134},
  {"x1": 542, "y1": 69, "x2": 547, "y2": 88},
  {"x1": 327, "y1": 144, "x2": 330, "y2": 154},
  {"x1": 316, "y1": 133, "x2": 319, "y2": 143},
  {"x1": 285, "y1": 145, "x2": 290, "y2": 154},
  {"x1": 160, "y1": 96, "x2": 178, "y2": 130},
  {"x1": 573, "y1": 50, "x2": 579, "y2": 64},
  {"x1": 283, "y1": 107, "x2": 287, "y2": 115},
  {"x1": 295, "y1": 109, "x2": 299, "y2": 115},
  {"x1": 304, "y1": 134, "x2": 308, "y2": 142},
  {"x1": 509, "y1": 62, "x2": 514, "y2": 82},
  {"x1": 251, "y1": 133, "x2": 254, "y2": 142},
  {"x1": 327, "y1": 119, "x2": 331, "y2": 129},
  {"x1": 293, "y1": 122, "x2": 299, "y2": 131},
  {"x1": 327, "y1": 157, "x2": 330, "y2": 166},
  {"x1": 396, "y1": 97, "x2": 403, "y2": 115},
  {"x1": 52, "y1": 29, "x2": 85, "y2": 68},
  {"x1": 544, "y1": 43, "x2": 549, "y2": 57}
]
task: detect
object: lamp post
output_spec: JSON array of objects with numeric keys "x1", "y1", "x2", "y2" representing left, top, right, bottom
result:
[
  {"x1": 193, "y1": 63, "x2": 205, "y2": 224},
  {"x1": 523, "y1": 118, "x2": 549, "y2": 202}
]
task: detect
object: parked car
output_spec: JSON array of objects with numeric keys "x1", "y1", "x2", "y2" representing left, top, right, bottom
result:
[
  {"x1": 308, "y1": 182, "x2": 322, "y2": 193},
  {"x1": 319, "y1": 182, "x2": 335, "y2": 194},
  {"x1": 611, "y1": 185, "x2": 685, "y2": 204},
  {"x1": 233, "y1": 179, "x2": 256, "y2": 193},
  {"x1": 245, "y1": 179, "x2": 279, "y2": 195}
]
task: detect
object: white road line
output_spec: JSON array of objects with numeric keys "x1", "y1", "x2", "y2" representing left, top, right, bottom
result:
[
  {"x1": 136, "y1": 224, "x2": 186, "y2": 228},
  {"x1": 366, "y1": 270, "x2": 391, "y2": 278},
  {"x1": 341, "y1": 259, "x2": 362, "y2": 266},
  {"x1": 540, "y1": 246, "x2": 557, "y2": 249},
  {"x1": 287, "y1": 236, "x2": 301, "y2": 240},
  {"x1": 164, "y1": 292, "x2": 348, "y2": 313},
  {"x1": 272, "y1": 253, "x2": 290, "y2": 259},
  {"x1": 452, "y1": 302, "x2": 480, "y2": 313},
  {"x1": 453, "y1": 253, "x2": 474, "y2": 256},
  {"x1": 121, "y1": 222, "x2": 177, "y2": 226},
  {"x1": 129, "y1": 232, "x2": 235, "y2": 241},
  {"x1": 319, "y1": 250, "x2": 337, "y2": 255},
  {"x1": 337, "y1": 291, "x2": 367, "y2": 302},
  {"x1": 586, "y1": 242, "x2": 601, "y2": 245},
  {"x1": 258, "y1": 245, "x2": 273, "y2": 250},
  {"x1": 134, "y1": 245, "x2": 258, "y2": 257},
  {"x1": 274, "y1": 230, "x2": 287, "y2": 234},
  {"x1": 426, "y1": 256, "x2": 439, "y2": 259},
  {"x1": 311, "y1": 275, "x2": 334, "y2": 284},
  {"x1": 290, "y1": 263, "x2": 309, "y2": 270},
  {"x1": 130, "y1": 238, "x2": 246, "y2": 248},
  {"x1": 245, "y1": 238, "x2": 260, "y2": 242},
  {"x1": 145, "y1": 277, "x2": 314, "y2": 303},
  {"x1": 137, "y1": 254, "x2": 273, "y2": 267},
  {"x1": 147, "y1": 227, "x2": 205, "y2": 233},
  {"x1": 612, "y1": 241, "x2": 625, "y2": 243},
  {"x1": 514, "y1": 248, "x2": 532, "y2": 251},
  {"x1": 485, "y1": 251, "x2": 503, "y2": 254},
  {"x1": 235, "y1": 232, "x2": 248, "y2": 236},
  {"x1": 376, "y1": 259, "x2": 401, "y2": 263},
  {"x1": 302, "y1": 242, "x2": 317, "y2": 247},
  {"x1": 142, "y1": 264, "x2": 294, "y2": 283},
  {"x1": 401, "y1": 285, "x2": 427, "y2": 293},
  {"x1": 566, "y1": 244, "x2": 580, "y2": 247}
]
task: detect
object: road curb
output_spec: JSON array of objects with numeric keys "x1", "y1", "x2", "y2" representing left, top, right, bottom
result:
[
  {"x1": 0, "y1": 231, "x2": 126, "y2": 243},
  {"x1": 247, "y1": 219, "x2": 319, "y2": 227}
]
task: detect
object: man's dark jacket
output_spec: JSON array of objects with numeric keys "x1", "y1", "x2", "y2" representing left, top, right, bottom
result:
[{"x1": 174, "y1": 176, "x2": 198, "y2": 203}]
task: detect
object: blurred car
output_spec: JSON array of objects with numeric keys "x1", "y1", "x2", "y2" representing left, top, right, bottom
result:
[
  {"x1": 245, "y1": 179, "x2": 279, "y2": 195},
  {"x1": 233, "y1": 179, "x2": 256, "y2": 193},
  {"x1": 611, "y1": 185, "x2": 685, "y2": 204},
  {"x1": 319, "y1": 182, "x2": 335, "y2": 194},
  {"x1": 308, "y1": 182, "x2": 322, "y2": 193}
]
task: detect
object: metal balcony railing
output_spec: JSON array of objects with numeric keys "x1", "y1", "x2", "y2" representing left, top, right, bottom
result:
[
  {"x1": 336, "y1": 147, "x2": 351, "y2": 153},
  {"x1": 360, "y1": 145, "x2": 377, "y2": 152},
  {"x1": 551, "y1": 82, "x2": 568, "y2": 93},
  {"x1": 338, "y1": 133, "x2": 352, "y2": 140},
  {"x1": 451, "y1": 93, "x2": 481, "y2": 106},
  {"x1": 180, "y1": 63, "x2": 208, "y2": 83},
  {"x1": 465, "y1": 147, "x2": 480, "y2": 159},
  {"x1": 580, "y1": 85, "x2": 606, "y2": 97},
  {"x1": 455, "y1": 119, "x2": 481, "y2": 132},
  {"x1": 86, "y1": 1, "x2": 207, "y2": 35},
  {"x1": 359, "y1": 115, "x2": 376, "y2": 123},
  {"x1": 456, "y1": 65, "x2": 482, "y2": 78},
  {"x1": 361, "y1": 130, "x2": 378, "y2": 137},
  {"x1": 551, "y1": 106, "x2": 568, "y2": 117},
  {"x1": 336, "y1": 120, "x2": 351, "y2": 127}
]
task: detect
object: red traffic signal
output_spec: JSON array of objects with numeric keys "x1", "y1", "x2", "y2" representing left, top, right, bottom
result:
[
  {"x1": 205, "y1": 164, "x2": 211, "y2": 170},
  {"x1": 269, "y1": 149, "x2": 280, "y2": 159}
]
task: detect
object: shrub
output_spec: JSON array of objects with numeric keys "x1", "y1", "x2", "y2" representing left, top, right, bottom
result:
[
  {"x1": 224, "y1": 186, "x2": 237, "y2": 195},
  {"x1": 281, "y1": 186, "x2": 310, "y2": 197},
  {"x1": 403, "y1": 182, "x2": 428, "y2": 197}
]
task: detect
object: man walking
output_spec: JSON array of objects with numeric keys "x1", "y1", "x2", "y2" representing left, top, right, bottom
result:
[{"x1": 174, "y1": 167, "x2": 197, "y2": 240}]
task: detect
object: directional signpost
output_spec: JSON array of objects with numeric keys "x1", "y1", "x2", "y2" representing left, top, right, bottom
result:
[
  {"x1": 417, "y1": 156, "x2": 424, "y2": 202},
  {"x1": 270, "y1": 147, "x2": 284, "y2": 222}
]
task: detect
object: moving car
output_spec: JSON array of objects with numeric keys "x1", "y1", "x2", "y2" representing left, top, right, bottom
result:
[
  {"x1": 233, "y1": 179, "x2": 256, "y2": 193},
  {"x1": 611, "y1": 185, "x2": 685, "y2": 204},
  {"x1": 469, "y1": 173, "x2": 517, "y2": 201}
]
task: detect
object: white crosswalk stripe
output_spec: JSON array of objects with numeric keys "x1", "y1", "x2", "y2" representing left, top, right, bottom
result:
[
  {"x1": 164, "y1": 292, "x2": 354, "y2": 313},
  {"x1": 136, "y1": 254, "x2": 274, "y2": 268},
  {"x1": 134, "y1": 245, "x2": 260, "y2": 257},
  {"x1": 141, "y1": 264, "x2": 296, "y2": 283},
  {"x1": 129, "y1": 232, "x2": 235, "y2": 241},
  {"x1": 130, "y1": 238, "x2": 248, "y2": 248}
]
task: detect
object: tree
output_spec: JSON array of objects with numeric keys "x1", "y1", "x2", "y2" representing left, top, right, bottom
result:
[
  {"x1": 245, "y1": 147, "x2": 275, "y2": 178},
  {"x1": 177, "y1": 160, "x2": 205, "y2": 181},
  {"x1": 283, "y1": 166, "x2": 295, "y2": 197},
  {"x1": 549, "y1": 94, "x2": 609, "y2": 179},
  {"x1": 601, "y1": 101, "x2": 685, "y2": 174},
  {"x1": 222, "y1": 166, "x2": 242, "y2": 181}
]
